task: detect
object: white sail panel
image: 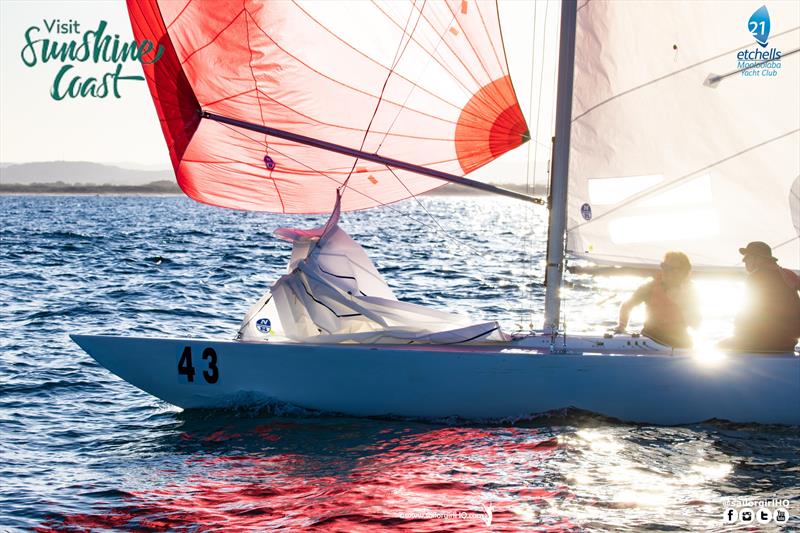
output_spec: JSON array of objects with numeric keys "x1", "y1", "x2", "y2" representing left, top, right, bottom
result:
[
  {"x1": 238, "y1": 195, "x2": 510, "y2": 344},
  {"x1": 568, "y1": 1, "x2": 800, "y2": 270}
]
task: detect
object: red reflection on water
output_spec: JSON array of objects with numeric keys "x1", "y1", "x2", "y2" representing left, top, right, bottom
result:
[{"x1": 36, "y1": 426, "x2": 579, "y2": 532}]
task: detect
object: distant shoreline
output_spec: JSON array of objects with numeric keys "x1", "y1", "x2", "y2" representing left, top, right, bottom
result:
[
  {"x1": 0, "y1": 182, "x2": 546, "y2": 197},
  {"x1": 0, "y1": 182, "x2": 182, "y2": 195}
]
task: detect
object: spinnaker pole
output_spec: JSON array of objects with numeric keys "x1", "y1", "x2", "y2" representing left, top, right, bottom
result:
[
  {"x1": 543, "y1": 0, "x2": 578, "y2": 335},
  {"x1": 201, "y1": 111, "x2": 544, "y2": 206}
]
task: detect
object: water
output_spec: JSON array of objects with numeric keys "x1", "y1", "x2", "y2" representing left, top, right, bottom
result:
[{"x1": 1, "y1": 195, "x2": 797, "y2": 532}]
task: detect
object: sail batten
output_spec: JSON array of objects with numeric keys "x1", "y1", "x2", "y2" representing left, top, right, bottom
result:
[{"x1": 128, "y1": 0, "x2": 529, "y2": 213}]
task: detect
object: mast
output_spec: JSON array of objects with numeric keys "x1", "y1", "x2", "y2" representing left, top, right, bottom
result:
[
  {"x1": 201, "y1": 111, "x2": 544, "y2": 206},
  {"x1": 543, "y1": 0, "x2": 578, "y2": 335}
]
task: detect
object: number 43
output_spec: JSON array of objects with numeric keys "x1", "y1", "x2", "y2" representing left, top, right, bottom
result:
[{"x1": 178, "y1": 346, "x2": 219, "y2": 384}]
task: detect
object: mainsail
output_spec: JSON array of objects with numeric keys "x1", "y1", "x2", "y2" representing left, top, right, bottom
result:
[
  {"x1": 567, "y1": 1, "x2": 800, "y2": 270},
  {"x1": 128, "y1": 0, "x2": 528, "y2": 213}
]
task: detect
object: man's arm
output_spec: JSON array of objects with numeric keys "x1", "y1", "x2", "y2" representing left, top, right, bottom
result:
[{"x1": 615, "y1": 283, "x2": 650, "y2": 333}]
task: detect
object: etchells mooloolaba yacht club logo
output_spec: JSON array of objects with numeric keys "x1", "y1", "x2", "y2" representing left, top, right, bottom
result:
[
  {"x1": 738, "y1": 5, "x2": 782, "y2": 78},
  {"x1": 20, "y1": 18, "x2": 163, "y2": 100}
]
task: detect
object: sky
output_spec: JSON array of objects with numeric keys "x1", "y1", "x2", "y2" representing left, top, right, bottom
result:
[{"x1": 0, "y1": 0, "x2": 560, "y2": 184}]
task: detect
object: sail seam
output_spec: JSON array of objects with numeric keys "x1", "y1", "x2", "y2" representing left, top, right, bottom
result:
[
  {"x1": 200, "y1": 88, "x2": 257, "y2": 108},
  {"x1": 568, "y1": 129, "x2": 800, "y2": 232},
  {"x1": 371, "y1": 1, "x2": 497, "y2": 110},
  {"x1": 251, "y1": 88, "x2": 474, "y2": 141},
  {"x1": 290, "y1": 0, "x2": 465, "y2": 113},
  {"x1": 375, "y1": 5, "x2": 458, "y2": 152},
  {"x1": 179, "y1": 9, "x2": 245, "y2": 66},
  {"x1": 300, "y1": 278, "x2": 363, "y2": 319},
  {"x1": 343, "y1": 0, "x2": 427, "y2": 190},
  {"x1": 573, "y1": 26, "x2": 800, "y2": 123},
  {"x1": 439, "y1": 1, "x2": 508, "y2": 112},
  {"x1": 243, "y1": 5, "x2": 285, "y2": 213},
  {"x1": 165, "y1": 0, "x2": 193, "y2": 31},
  {"x1": 245, "y1": 9, "x2": 481, "y2": 129},
  {"x1": 473, "y1": 0, "x2": 504, "y2": 79},
  {"x1": 212, "y1": 119, "x2": 418, "y2": 213}
]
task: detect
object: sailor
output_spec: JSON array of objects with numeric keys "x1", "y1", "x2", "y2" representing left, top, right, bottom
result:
[
  {"x1": 614, "y1": 252, "x2": 700, "y2": 348},
  {"x1": 719, "y1": 241, "x2": 800, "y2": 353}
]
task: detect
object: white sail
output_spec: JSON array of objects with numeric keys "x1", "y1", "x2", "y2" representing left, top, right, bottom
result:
[
  {"x1": 567, "y1": 1, "x2": 800, "y2": 270},
  {"x1": 238, "y1": 194, "x2": 510, "y2": 345}
]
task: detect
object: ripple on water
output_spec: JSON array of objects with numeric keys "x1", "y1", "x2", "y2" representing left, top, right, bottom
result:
[{"x1": 1, "y1": 196, "x2": 798, "y2": 532}]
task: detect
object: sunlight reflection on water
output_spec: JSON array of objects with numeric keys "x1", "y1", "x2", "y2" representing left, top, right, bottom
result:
[{"x1": 1, "y1": 195, "x2": 797, "y2": 532}]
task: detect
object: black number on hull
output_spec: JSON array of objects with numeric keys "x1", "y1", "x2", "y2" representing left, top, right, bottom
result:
[
  {"x1": 202, "y1": 348, "x2": 219, "y2": 384},
  {"x1": 178, "y1": 346, "x2": 195, "y2": 383},
  {"x1": 179, "y1": 346, "x2": 219, "y2": 384}
]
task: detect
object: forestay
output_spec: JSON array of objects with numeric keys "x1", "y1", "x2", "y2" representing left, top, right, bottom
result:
[
  {"x1": 567, "y1": 1, "x2": 800, "y2": 270},
  {"x1": 238, "y1": 194, "x2": 509, "y2": 344}
]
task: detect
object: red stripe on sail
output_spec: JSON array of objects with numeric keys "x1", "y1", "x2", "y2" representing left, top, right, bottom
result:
[
  {"x1": 127, "y1": 0, "x2": 200, "y2": 170},
  {"x1": 455, "y1": 75, "x2": 528, "y2": 174}
]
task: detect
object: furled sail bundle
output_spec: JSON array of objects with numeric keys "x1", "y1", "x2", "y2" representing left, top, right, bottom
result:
[
  {"x1": 567, "y1": 1, "x2": 800, "y2": 270},
  {"x1": 238, "y1": 193, "x2": 510, "y2": 344},
  {"x1": 128, "y1": 0, "x2": 528, "y2": 213}
]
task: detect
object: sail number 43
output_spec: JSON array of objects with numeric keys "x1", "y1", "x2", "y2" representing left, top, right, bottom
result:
[{"x1": 178, "y1": 346, "x2": 219, "y2": 384}]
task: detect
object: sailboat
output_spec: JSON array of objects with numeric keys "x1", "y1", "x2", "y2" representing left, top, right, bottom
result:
[{"x1": 72, "y1": 0, "x2": 800, "y2": 425}]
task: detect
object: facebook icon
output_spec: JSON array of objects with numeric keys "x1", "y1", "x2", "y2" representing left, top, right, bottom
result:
[{"x1": 723, "y1": 508, "x2": 738, "y2": 523}]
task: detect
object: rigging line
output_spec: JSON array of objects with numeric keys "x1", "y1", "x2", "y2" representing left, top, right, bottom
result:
[
  {"x1": 341, "y1": 0, "x2": 427, "y2": 192},
  {"x1": 770, "y1": 235, "x2": 800, "y2": 253},
  {"x1": 246, "y1": 15, "x2": 477, "y2": 129},
  {"x1": 531, "y1": 0, "x2": 551, "y2": 193},
  {"x1": 520, "y1": 0, "x2": 539, "y2": 330},
  {"x1": 568, "y1": 129, "x2": 800, "y2": 232},
  {"x1": 524, "y1": 0, "x2": 539, "y2": 188},
  {"x1": 289, "y1": 1, "x2": 464, "y2": 114},
  {"x1": 371, "y1": 1, "x2": 506, "y2": 114},
  {"x1": 384, "y1": 166, "x2": 487, "y2": 258},
  {"x1": 375, "y1": 4, "x2": 457, "y2": 152},
  {"x1": 546, "y1": 4, "x2": 559, "y2": 199},
  {"x1": 573, "y1": 25, "x2": 800, "y2": 123}
]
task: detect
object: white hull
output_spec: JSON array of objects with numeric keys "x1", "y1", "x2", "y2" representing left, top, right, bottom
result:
[{"x1": 70, "y1": 334, "x2": 799, "y2": 425}]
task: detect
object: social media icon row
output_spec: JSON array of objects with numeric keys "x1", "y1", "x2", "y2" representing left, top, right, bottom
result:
[{"x1": 723, "y1": 507, "x2": 789, "y2": 524}]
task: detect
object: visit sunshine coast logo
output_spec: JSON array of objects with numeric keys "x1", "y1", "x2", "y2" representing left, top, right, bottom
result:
[
  {"x1": 738, "y1": 5, "x2": 782, "y2": 78},
  {"x1": 20, "y1": 18, "x2": 163, "y2": 100}
]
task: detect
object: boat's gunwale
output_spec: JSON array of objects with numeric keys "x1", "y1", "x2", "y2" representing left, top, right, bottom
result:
[{"x1": 69, "y1": 333, "x2": 799, "y2": 359}]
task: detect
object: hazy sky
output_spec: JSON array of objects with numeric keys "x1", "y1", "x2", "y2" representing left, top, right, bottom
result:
[{"x1": 0, "y1": 0, "x2": 559, "y2": 183}]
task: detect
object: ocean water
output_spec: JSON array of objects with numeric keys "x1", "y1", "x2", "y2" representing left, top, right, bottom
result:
[{"x1": 0, "y1": 194, "x2": 797, "y2": 532}]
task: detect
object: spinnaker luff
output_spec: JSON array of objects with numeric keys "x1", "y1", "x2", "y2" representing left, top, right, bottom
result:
[{"x1": 128, "y1": 0, "x2": 529, "y2": 213}]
